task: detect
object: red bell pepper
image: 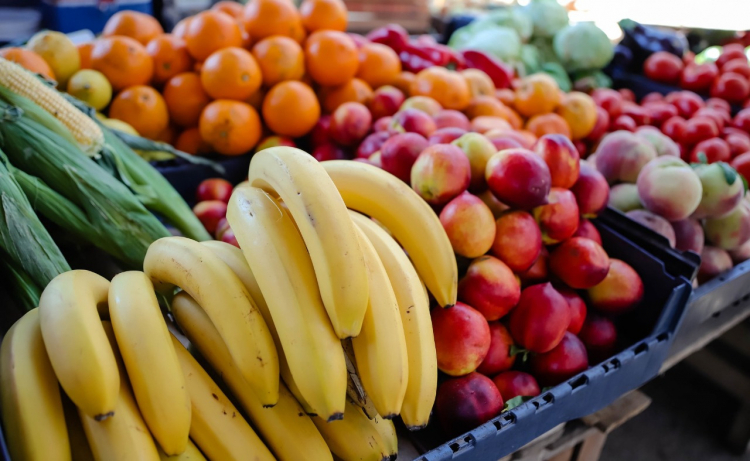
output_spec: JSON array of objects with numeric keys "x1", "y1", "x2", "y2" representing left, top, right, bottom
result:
[
  {"x1": 399, "y1": 50, "x2": 436, "y2": 73},
  {"x1": 402, "y1": 43, "x2": 450, "y2": 67},
  {"x1": 366, "y1": 24, "x2": 410, "y2": 53},
  {"x1": 460, "y1": 50, "x2": 514, "y2": 89}
]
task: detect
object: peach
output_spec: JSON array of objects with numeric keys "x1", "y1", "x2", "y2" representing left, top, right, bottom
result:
[
  {"x1": 471, "y1": 116, "x2": 511, "y2": 134},
  {"x1": 485, "y1": 129, "x2": 535, "y2": 149},
  {"x1": 477, "y1": 189, "x2": 510, "y2": 218},
  {"x1": 373, "y1": 116, "x2": 393, "y2": 132},
  {"x1": 411, "y1": 144, "x2": 471, "y2": 205},
  {"x1": 485, "y1": 148, "x2": 551, "y2": 210},
  {"x1": 608, "y1": 183, "x2": 642, "y2": 212},
  {"x1": 573, "y1": 218, "x2": 602, "y2": 245},
  {"x1": 432, "y1": 302, "x2": 491, "y2": 376},
  {"x1": 636, "y1": 156, "x2": 703, "y2": 221},
  {"x1": 518, "y1": 247, "x2": 548, "y2": 287},
  {"x1": 215, "y1": 217, "x2": 230, "y2": 240},
  {"x1": 529, "y1": 332, "x2": 588, "y2": 386},
  {"x1": 704, "y1": 201, "x2": 750, "y2": 250},
  {"x1": 255, "y1": 135, "x2": 296, "y2": 152},
  {"x1": 626, "y1": 210, "x2": 676, "y2": 248},
  {"x1": 193, "y1": 200, "x2": 228, "y2": 234},
  {"x1": 549, "y1": 237, "x2": 610, "y2": 289},
  {"x1": 492, "y1": 371, "x2": 540, "y2": 401},
  {"x1": 691, "y1": 162, "x2": 744, "y2": 219},
  {"x1": 452, "y1": 132, "x2": 497, "y2": 192},
  {"x1": 440, "y1": 193, "x2": 496, "y2": 258},
  {"x1": 220, "y1": 227, "x2": 239, "y2": 247},
  {"x1": 635, "y1": 125, "x2": 680, "y2": 157},
  {"x1": 730, "y1": 239, "x2": 750, "y2": 264},
  {"x1": 594, "y1": 131, "x2": 657, "y2": 183},
  {"x1": 672, "y1": 219, "x2": 704, "y2": 254},
  {"x1": 533, "y1": 188, "x2": 580, "y2": 244},
  {"x1": 698, "y1": 246, "x2": 733, "y2": 284},
  {"x1": 312, "y1": 144, "x2": 348, "y2": 162},
  {"x1": 560, "y1": 289, "x2": 587, "y2": 335},
  {"x1": 458, "y1": 255, "x2": 520, "y2": 321},
  {"x1": 578, "y1": 315, "x2": 617, "y2": 364},
  {"x1": 401, "y1": 95, "x2": 442, "y2": 116},
  {"x1": 310, "y1": 114, "x2": 332, "y2": 147},
  {"x1": 488, "y1": 135, "x2": 524, "y2": 152},
  {"x1": 491, "y1": 211, "x2": 542, "y2": 273},
  {"x1": 392, "y1": 108, "x2": 436, "y2": 138},
  {"x1": 435, "y1": 372, "x2": 503, "y2": 437},
  {"x1": 196, "y1": 178, "x2": 233, "y2": 203},
  {"x1": 587, "y1": 259, "x2": 644, "y2": 315},
  {"x1": 533, "y1": 134, "x2": 580, "y2": 188},
  {"x1": 429, "y1": 127, "x2": 467, "y2": 145},
  {"x1": 571, "y1": 163, "x2": 610, "y2": 218},
  {"x1": 380, "y1": 132, "x2": 428, "y2": 183},
  {"x1": 368, "y1": 85, "x2": 405, "y2": 120},
  {"x1": 330, "y1": 102, "x2": 372, "y2": 146},
  {"x1": 434, "y1": 109, "x2": 471, "y2": 131},
  {"x1": 476, "y1": 323, "x2": 516, "y2": 376},
  {"x1": 356, "y1": 131, "x2": 390, "y2": 159},
  {"x1": 508, "y1": 282, "x2": 571, "y2": 353}
]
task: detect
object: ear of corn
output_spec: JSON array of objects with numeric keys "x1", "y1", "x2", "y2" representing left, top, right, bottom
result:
[
  {"x1": 0, "y1": 257, "x2": 42, "y2": 311},
  {"x1": 0, "y1": 57, "x2": 104, "y2": 156}
]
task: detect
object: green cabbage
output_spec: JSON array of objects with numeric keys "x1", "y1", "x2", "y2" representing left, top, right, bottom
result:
[
  {"x1": 519, "y1": 44, "x2": 542, "y2": 76},
  {"x1": 453, "y1": 26, "x2": 522, "y2": 63},
  {"x1": 553, "y1": 22, "x2": 614, "y2": 72},
  {"x1": 471, "y1": 7, "x2": 533, "y2": 42},
  {"x1": 524, "y1": 0, "x2": 569, "y2": 38}
]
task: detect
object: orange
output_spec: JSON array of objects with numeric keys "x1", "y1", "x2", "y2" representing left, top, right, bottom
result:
[
  {"x1": 0, "y1": 48, "x2": 54, "y2": 80},
  {"x1": 90, "y1": 36, "x2": 153, "y2": 91},
  {"x1": 199, "y1": 100, "x2": 261, "y2": 155},
  {"x1": 200, "y1": 47, "x2": 261, "y2": 100},
  {"x1": 146, "y1": 34, "x2": 193, "y2": 85},
  {"x1": 246, "y1": 86, "x2": 267, "y2": 112},
  {"x1": 212, "y1": 1, "x2": 244, "y2": 18},
  {"x1": 464, "y1": 96, "x2": 523, "y2": 129},
  {"x1": 556, "y1": 91, "x2": 597, "y2": 140},
  {"x1": 77, "y1": 42, "x2": 94, "y2": 69},
  {"x1": 319, "y1": 78, "x2": 373, "y2": 113},
  {"x1": 304, "y1": 30, "x2": 359, "y2": 86},
  {"x1": 299, "y1": 0, "x2": 347, "y2": 33},
  {"x1": 109, "y1": 85, "x2": 169, "y2": 139},
  {"x1": 184, "y1": 11, "x2": 243, "y2": 61},
  {"x1": 243, "y1": 0, "x2": 305, "y2": 43},
  {"x1": 154, "y1": 124, "x2": 177, "y2": 144},
  {"x1": 471, "y1": 116, "x2": 512, "y2": 134},
  {"x1": 251, "y1": 36, "x2": 305, "y2": 87},
  {"x1": 172, "y1": 17, "x2": 191, "y2": 39},
  {"x1": 175, "y1": 127, "x2": 211, "y2": 155},
  {"x1": 461, "y1": 69, "x2": 495, "y2": 98},
  {"x1": 102, "y1": 10, "x2": 164, "y2": 45},
  {"x1": 392, "y1": 71, "x2": 415, "y2": 97},
  {"x1": 496, "y1": 88, "x2": 515, "y2": 106},
  {"x1": 163, "y1": 72, "x2": 211, "y2": 127},
  {"x1": 356, "y1": 43, "x2": 401, "y2": 89},
  {"x1": 525, "y1": 113, "x2": 571, "y2": 139},
  {"x1": 411, "y1": 67, "x2": 471, "y2": 111},
  {"x1": 513, "y1": 73, "x2": 561, "y2": 117},
  {"x1": 262, "y1": 81, "x2": 320, "y2": 137}
]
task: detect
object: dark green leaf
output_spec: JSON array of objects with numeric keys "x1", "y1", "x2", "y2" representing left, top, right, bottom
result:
[
  {"x1": 717, "y1": 162, "x2": 738, "y2": 185},
  {"x1": 697, "y1": 152, "x2": 708, "y2": 164}
]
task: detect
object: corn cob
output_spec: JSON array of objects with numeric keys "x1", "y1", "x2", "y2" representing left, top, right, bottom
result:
[
  {"x1": 0, "y1": 57, "x2": 104, "y2": 156},
  {"x1": 0, "y1": 259, "x2": 42, "y2": 311}
]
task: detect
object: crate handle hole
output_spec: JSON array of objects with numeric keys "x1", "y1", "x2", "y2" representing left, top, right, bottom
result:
[
  {"x1": 742, "y1": 294, "x2": 750, "y2": 302},
  {"x1": 450, "y1": 443, "x2": 460, "y2": 453},
  {"x1": 493, "y1": 420, "x2": 502, "y2": 432},
  {"x1": 712, "y1": 311, "x2": 722, "y2": 318},
  {"x1": 732, "y1": 300, "x2": 741, "y2": 307},
  {"x1": 503, "y1": 413, "x2": 516, "y2": 424},
  {"x1": 543, "y1": 393, "x2": 554, "y2": 404},
  {"x1": 570, "y1": 375, "x2": 588, "y2": 390},
  {"x1": 610, "y1": 358, "x2": 621, "y2": 369},
  {"x1": 634, "y1": 342, "x2": 648, "y2": 355},
  {"x1": 656, "y1": 332, "x2": 669, "y2": 342}
]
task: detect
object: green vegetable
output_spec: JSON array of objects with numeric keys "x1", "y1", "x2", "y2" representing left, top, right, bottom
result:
[
  {"x1": 540, "y1": 62, "x2": 571, "y2": 92},
  {"x1": 524, "y1": 0, "x2": 569, "y2": 38},
  {"x1": 453, "y1": 26, "x2": 522, "y2": 64},
  {"x1": 572, "y1": 69, "x2": 612, "y2": 92},
  {"x1": 472, "y1": 7, "x2": 533, "y2": 43},
  {"x1": 0, "y1": 257, "x2": 42, "y2": 311},
  {"x1": 553, "y1": 22, "x2": 614, "y2": 72},
  {"x1": 519, "y1": 44, "x2": 542, "y2": 76}
]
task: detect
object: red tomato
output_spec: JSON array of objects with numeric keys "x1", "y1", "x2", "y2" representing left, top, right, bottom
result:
[
  {"x1": 620, "y1": 102, "x2": 650, "y2": 126},
  {"x1": 612, "y1": 114, "x2": 637, "y2": 132},
  {"x1": 661, "y1": 115, "x2": 688, "y2": 142},
  {"x1": 723, "y1": 59, "x2": 750, "y2": 80},
  {"x1": 707, "y1": 97, "x2": 732, "y2": 113},
  {"x1": 585, "y1": 106, "x2": 610, "y2": 142},
  {"x1": 683, "y1": 116, "x2": 720, "y2": 145},
  {"x1": 731, "y1": 151, "x2": 750, "y2": 181},
  {"x1": 644, "y1": 102, "x2": 678, "y2": 126},
  {"x1": 693, "y1": 107, "x2": 727, "y2": 131},
  {"x1": 671, "y1": 91, "x2": 705, "y2": 118},
  {"x1": 680, "y1": 62, "x2": 719, "y2": 93},
  {"x1": 644, "y1": 51, "x2": 684, "y2": 84},
  {"x1": 726, "y1": 132, "x2": 750, "y2": 158},
  {"x1": 717, "y1": 46, "x2": 748, "y2": 68},
  {"x1": 641, "y1": 92, "x2": 664, "y2": 104},
  {"x1": 618, "y1": 88, "x2": 636, "y2": 102},
  {"x1": 711, "y1": 72, "x2": 750, "y2": 103},
  {"x1": 690, "y1": 137, "x2": 731, "y2": 163},
  {"x1": 734, "y1": 108, "x2": 750, "y2": 134},
  {"x1": 591, "y1": 88, "x2": 623, "y2": 119}
]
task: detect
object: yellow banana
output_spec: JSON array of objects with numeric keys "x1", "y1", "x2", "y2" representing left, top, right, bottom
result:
[
  {"x1": 169, "y1": 334, "x2": 275, "y2": 461},
  {"x1": 247, "y1": 147, "x2": 369, "y2": 339},
  {"x1": 38, "y1": 270, "x2": 119, "y2": 420},
  {"x1": 350, "y1": 211, "x2": 437, "y2": 430},
  {"x1": 341, "y1": 339, "x2": 378, "y2": 420},
  {"x1": 80, "y1": 321, "x2": 160, "y2": 461},
  {"x1": 322, "y1": 160, "x2": 458, "y2": 308},
  {"x1": 0, "y1": 308, "x2": 70, "y2": 461},
  {"x1": 172, "y1": 292, "x2": 332, "y2": 461},
  {"x1": 351, "y1": 226, "x2": 409, "y2": 419},
  {"x1": 371, "y1": 417, "x2": 398, "y2": 458},
  {"x1": 158, "y1": 440, "x2": 206, "y2": 460},
  {"x1": 227, "y1": 186, "x2": 347, "y2": 420},
  {"x1": 313, "y1": 397, "x2": 395, "y2": 461},
  {"x1": 62, "y1": 395, "x2": 95, "y2": 461},
  {"x1": 143, "y1": 236, "x2": 279, "y2": 405},
  {"x1": 109, "y1": 271, "x2": 191, "y2": 454}
]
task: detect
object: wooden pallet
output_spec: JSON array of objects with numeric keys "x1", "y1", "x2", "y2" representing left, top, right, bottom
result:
[{"x1": 344, "y1": 0, "x2": 430, "y2": 33}]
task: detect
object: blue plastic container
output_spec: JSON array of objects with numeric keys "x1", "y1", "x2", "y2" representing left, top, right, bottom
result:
[{"x1": 40, "y1": 0, "x2": 152, "y2": 34}]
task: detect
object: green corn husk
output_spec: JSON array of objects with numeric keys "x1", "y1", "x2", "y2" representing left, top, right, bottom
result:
[
  {"x1": 0, "y1": 100, "x2": 170, "y2": 268},
  {"x1": 0, "y1": 256, "x2": 42, "y2": 311},
  {"x1": 0, "y1": 86, "x2": 79, "y2": 149}
]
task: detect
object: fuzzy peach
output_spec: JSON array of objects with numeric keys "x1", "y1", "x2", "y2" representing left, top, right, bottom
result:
[
  {"x1": 432, "y1": 302, "x2": 492, "y2": 376},
  {"x1": 704, "y1": 201, "x2": 750, "y2": 250},
  {"x1": 608, "y1": 183, "x2": 642, "y2": 212},
  {"x1": 587, "y1": 259, "x2": 644, "y2": 315},
  {"x1": 698, "y1": 246, "x2": 734, "y2": 284},
  {"x1": 626, "y1": 210, "x2": 677, "y2": 248},
  {"x1": 458, "y1": 255, "x2": 520, "y2": 321},
  {"x1": 691, "y1": 162, "x2": 744, "y2": 219},
  {"x1": 672, "y1": 219, "x2": 704, "y2": 253},
  {"x1": 491, "y1": 211, "x2": 542, "y2": 273},
  {"x1": 636, "y1": 156, "x2": 703, "y2": 221},
  {"x1": 440, "y1": 192, "x2": 497, "y2": 258},
  {"x1": 594, "y1": 131, "x2": 657, "y2": 183},
  {"x1": 635, "y1": 125, "x2": 680, "y2": 157}
]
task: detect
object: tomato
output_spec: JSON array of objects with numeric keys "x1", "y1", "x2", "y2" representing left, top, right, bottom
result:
[
  {"x1": 707, "y1": 97, "x2": 732, "y2": 113},
  {"x1": 584, "y1": 106, "x2": 610, "y2": 142},
  {"x1": 722, "y1": 59, "x2": 750, "y2": 80},
  {"x1": 726, "y1": 132, "x2": 750, "y2": 158},
  {"x1": 671, "y1": 91, "x2": 704, "y2": 118},
  {"x1": 690, "y1": 137, "x2": 731, "y2": 163},
  {"x1": 693, "y1": 107, "x2": 727, "y2": 131},
  {"x1": 620, "y1": 102, "x2": 650, "y2": 126},
  {"x1": 731, "y1": 152, "x2": 750, "y2": 182},
  {"x1": 643, "y1": 102, "x2": 678, "y2": 126},
  {"x1": 618, "y1": 88, "x2": 635, "y2": 102},
  {"x1": 711, "y1": 72, "x2": 750, "y2": 103},
  {"x1": 611, "y1": 114, "x2": 637, "y2": 132},
  {"x1": 680, "y1": 62, "x2": 719, "y2": 93},
  {"x1": 683, "y1": 116, "x2": 720, "y2": 145},
  {"x1": 591, "y1": 88, "x2": 623, "y2": 119},
  {"x1": 644, "y1": 51, "x2": 684, "y2": 84},
  {"x1": 734, "y1": 108, "x2": 750, "y2": 134},
  {"x1": 641, "y1": 92, "x2": 664, "y2": 104},
  {"x1": 716, "y1": 45, "x2": 748, "y2": 68},
  {"x1": 661, "y1": 115, "x2": 687, "y2": 142}
]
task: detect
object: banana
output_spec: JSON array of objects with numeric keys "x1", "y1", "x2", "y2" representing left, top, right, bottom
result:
[
  {"x1": 143, "y1": 236, "x2": 279, "y2": 406},
  {"x1": 0, "y1": 308, "x2": 70, "y2": 461},
  {"x1": 247, "y1": 147, "x2": 369, "y2": 338},
  {"x1": 109, "y1": 271, "x2": 191, "y2": 454},
  {"x1": 227, "y1": 186, "x2": 347, "y2": 420},
  {"x1": 349, "y1": 211, "x2": 437, "y2": 430},
  {"x1": 172, "y1": 292, "x2": 332, "y2": 461},
  {"x1": 371, "y1": 417, "x2": 398, "y2": 459},
  {"x1": 341, "y1": 339, "x2": 378, "y2": 420},
  {"x1": 169, "y1": 333, "x2": 275, "y2": 461},
  {"x1": 62, "y1": 395, "x2": 95, "y2": 461},
  {"x1": 80, "y1": 321, "x2": 160, "y2": 461},
  {"x1": 351, "y1": 226, "x2": 409, "y2": 419},
  {"x1": 38, "y1": 270, "x2": 119, "y2": 420},
  {"x1": 313, "y1": 397, "x2": 395, "y2": 461},
  {"x1": 158, "y1": 440, "x2": 206, "y2": 460},
  {"x1": 322, "y1": 160, "x2": 458, "y2": 308}
]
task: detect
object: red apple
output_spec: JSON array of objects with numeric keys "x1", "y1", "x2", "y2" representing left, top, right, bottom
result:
[
  {"x1": 432, "y1": 302, "x2": 491, "y2": 376},
  {"x1": 573, "y1": 218, "x2": 602, "y2": 245},
  {"x1": 458, "y1": 255, "x2": 520, "y2": 321},
  {"x1": 392, "y1": 108, "x2": 437, "y2": 138},
  {"x1": 491, "y1": 211, "x2": 542, "y2": 273},
  {"x1": 433, "y1": 109, "x2": 471, "y2": 131},
  {"x1": 485, "y1": 148, "x2": 551, "y2": 210},
  {"x1": 529, "y1": 332, "x2": 588, "y2": 386},
  {"x1": 330, "y1": 102, "x2": 372, "y2": 146},
  {"x1": 492, "y1": 371, "x2": 540, "y2": 401},
  {"x1": 196, "y1": 178, "x2": 233, "y2": 203},
  {"x1": 559, "y1": 289, "x2": 587, "y2": 335},
  {"x1": 368, "y1": 85, "x2": 405, "y2": 120},
  {"x1": 411, "y1": 144, "x2": 471, "y2": 205},
  {"x1": 476, "y1": 323, "x2": 516, "y2": 376},
  {"x1": 533, "y1": 134, "x2": 580, "y2": 188},
  {"x1": 435, "y1": 372, "x2": 503, "y2": 437},
  {"x1": 440, "y1": 193, "x2": 496, "y2": 258},
  {"x1": 380, "y1": 132, "x2": 428, "y2": 183},
  {"x1": 356, "y1": 131, "x2": 390, "y2": 159},
  {"x1": 508, "y1": 282, "x2": 571, "y2": 353},
  {"x1": 193, "y1": 200, "x2": 228, "y2": 234},
  {"x1": 578, "y1": 315, "x2": 617, "y2": 364},
  {"x1": 533, "y1": 188, "x2": 580, "y2": 245},
  {"x1": 587, "y1": 259, "x2": 644, "y2": 315},
  {"x1": 549, "y1": 237, "x2": 610, "y2": 289}
]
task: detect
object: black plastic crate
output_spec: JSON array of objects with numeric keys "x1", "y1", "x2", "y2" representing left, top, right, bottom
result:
[
  {"x1": 152, "y1": 153, "x2": 252, "y2": 204},
  {"x1": 407, "y1": 207, "x2": 695, "y2": 461}
]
